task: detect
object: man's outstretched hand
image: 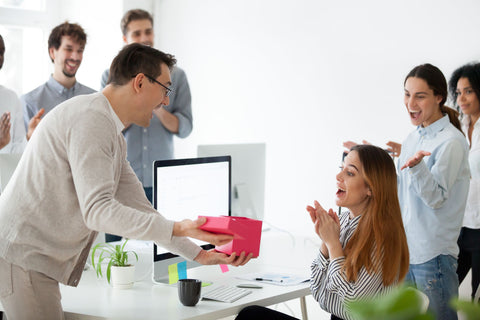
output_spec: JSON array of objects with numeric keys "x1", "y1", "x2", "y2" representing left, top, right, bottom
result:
[
  {"x1": 401, "y1": 150, "x2": 431, "y2": 170},
  {"x1": 194, "y1": 250, "x2": 253, "y2": 266},
  {"x1": 173, "y1": 217, "x2": 234, "y2": 246}
]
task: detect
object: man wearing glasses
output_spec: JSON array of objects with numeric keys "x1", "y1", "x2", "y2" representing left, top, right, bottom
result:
[
  {"x1": 0, "y1": 44, "x2": 251, "y2": 319},
  {"x1": 100, "y1": 9, "x2": 192, "y2": 214}
]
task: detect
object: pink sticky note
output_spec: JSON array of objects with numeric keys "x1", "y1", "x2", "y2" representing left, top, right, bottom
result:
[{"x1": 220, "y1": 264, "x2": 229, "y2": 273}]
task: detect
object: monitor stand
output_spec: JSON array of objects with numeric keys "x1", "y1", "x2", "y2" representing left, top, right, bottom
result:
[
  {"x1": 233, "y1": 184, "x2": 269, "y2": 231},
  {"x1": 152, "y1": 257, "x2": 201, "y2": 285},
  {"x1": 233, "y1": 183, "x2": 258, "y2": 219}
]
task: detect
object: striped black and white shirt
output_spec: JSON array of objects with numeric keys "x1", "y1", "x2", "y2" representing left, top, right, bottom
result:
[{"x1": 310, "y1": 211, "x2": 393, "y2": 320}]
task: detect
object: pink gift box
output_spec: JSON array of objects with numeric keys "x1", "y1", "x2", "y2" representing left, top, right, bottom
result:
[{"x1": 198, "y1": 216, "x2": 262, "y2": 258}]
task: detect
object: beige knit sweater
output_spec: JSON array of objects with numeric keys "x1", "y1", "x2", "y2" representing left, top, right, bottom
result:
[{"x1": 0, "y1": 92, "x2": 201, "y2": 286}]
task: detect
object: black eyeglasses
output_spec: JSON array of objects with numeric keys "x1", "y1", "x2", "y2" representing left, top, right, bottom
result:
[{"x1": 134, "y1": 74, "x2": 173, "y2": 97}]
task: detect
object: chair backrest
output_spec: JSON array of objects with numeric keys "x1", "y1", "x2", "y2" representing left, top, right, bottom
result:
[{"x1": 0, "y1": 153, "x2": 22, "y2": 193}]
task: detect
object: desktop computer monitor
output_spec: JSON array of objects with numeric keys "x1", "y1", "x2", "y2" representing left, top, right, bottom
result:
[
  {"x1": 197, "y1": 143, "x2": 266, "y2": 221},
  {"x1": 152, "y1": 156, "x2": 231, "y2": 283}
]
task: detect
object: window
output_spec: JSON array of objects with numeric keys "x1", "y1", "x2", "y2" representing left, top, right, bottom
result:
[
  {"x1": 0, "y1": 0, "x2": 57, "y2": 95},
  {"x1": 0, "y1": 0, "x2": 46, "y2": 11},
  {"x1": 0, "y1": 25, "x2": 48, "y2": 95}
]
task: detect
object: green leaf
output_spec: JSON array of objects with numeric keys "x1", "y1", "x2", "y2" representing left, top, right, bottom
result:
[
  {"x1": 106, "y1": 259, "x2": 115, "y2": 284},
  {"x1": 347, "y1": 285, "x2": 432, "y2": 320},
  {"x1": 413, "y1": 314, "x2": 435, "y2": 320},
  {"x1": 450, "y1": 298, "x2": 480, "y2": 320},
  {"x1": 131, "y1": 250, "x2": 139, "y2": 262},
  {"x1": 120, "y1": 239, "x2": 129, "y2": 253},
  {"x1": 90, "y1": 240, "x2": 137, "y2": 283}
]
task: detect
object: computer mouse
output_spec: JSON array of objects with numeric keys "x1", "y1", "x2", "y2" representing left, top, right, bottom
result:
[{"x1": 236, "y1": 283, "x2": 263, "y2": 289}]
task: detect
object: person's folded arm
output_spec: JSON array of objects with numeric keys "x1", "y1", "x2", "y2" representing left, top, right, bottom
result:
[
  {"x1": 320, "y1": 255, "x2": 384, "y2": 304},
  {"x1": 168, "y1": 68, "x2": 192, "y2": 138}
]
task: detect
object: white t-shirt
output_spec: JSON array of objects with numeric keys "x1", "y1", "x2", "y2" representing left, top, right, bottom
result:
[
  {"x1": 0, "y1": 85, "x2": 26, "y2": 153},
  {"x1": 462, "y1": 115, "x2": 480, "y2": 229}
]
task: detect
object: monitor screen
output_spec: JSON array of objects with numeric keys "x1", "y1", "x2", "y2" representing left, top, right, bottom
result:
[{"x1": 152, "y1": 156, "x2": 231, "y2": 283}]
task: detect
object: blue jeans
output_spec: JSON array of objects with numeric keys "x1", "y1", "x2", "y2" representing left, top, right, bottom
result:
[{"x1": 405, "y1": 255, "x2": 459, "y2": 320}]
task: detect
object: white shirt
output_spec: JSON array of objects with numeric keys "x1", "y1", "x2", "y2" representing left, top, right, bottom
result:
[
  {"x1": 461, "y1": 115, "x2": 480, "y2": 229},
  {"x1": 397, "y1": 115, "x2": 470, "y2": 264},
  {"x1": 0, "y1": 85, "x2": 26, "y2": 153}
]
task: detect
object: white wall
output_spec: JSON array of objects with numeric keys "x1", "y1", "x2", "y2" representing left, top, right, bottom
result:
[
  {"x1": 1, "y1": 2, "x2": 475, "y2": 317},
  {"x1": 0, "y1": 0, "x2": 60, "y2": 95},
  {"x1": 0, "y1": 0, "x2": 123, "y2": 94},
  {"x1": 2, "y1": 0, "x2": 480, "y2": 235},
  {"x1": 57, "y1": 0, "x2": 124, "y2": 91},
  {"x1": 153, "y1": 0, "x2": 480, "y2": 233},
  {"x1": 57, "y1": 0, "x2": 157, "y2": 91}
]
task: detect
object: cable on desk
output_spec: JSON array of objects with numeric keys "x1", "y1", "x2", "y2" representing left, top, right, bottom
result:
[
  {"x1": 303, "y1": 236, "x2": 322, "y2": 248},
  {"x1": 262, "y1": 220, "x2": 296, "y2": 247},
  {"x1": 136, "y1": 265, "x2": 153, "y2": 282}
]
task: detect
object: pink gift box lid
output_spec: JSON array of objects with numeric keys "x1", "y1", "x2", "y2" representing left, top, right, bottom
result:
[{"x1": 198, "y1": 216, "x2": 262, "y2": 258}]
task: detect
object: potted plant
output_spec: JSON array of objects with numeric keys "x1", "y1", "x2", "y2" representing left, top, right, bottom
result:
[{"x1": 91, "y1": 239, "x2": 138, "y2": 289}]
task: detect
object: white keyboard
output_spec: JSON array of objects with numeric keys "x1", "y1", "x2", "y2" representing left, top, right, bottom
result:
[{"x1": 202, "y1": 285, "x2": 252, "y2": 303}]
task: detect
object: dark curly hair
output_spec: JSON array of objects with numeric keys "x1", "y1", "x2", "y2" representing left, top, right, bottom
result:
[{"x1": 448, "y1": 62, "x2": 480, "y2": 116}]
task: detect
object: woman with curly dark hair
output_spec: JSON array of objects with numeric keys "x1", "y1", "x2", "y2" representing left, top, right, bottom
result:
[{"x1": 449, "y1": 62, "x2": 480, "y2": 302}]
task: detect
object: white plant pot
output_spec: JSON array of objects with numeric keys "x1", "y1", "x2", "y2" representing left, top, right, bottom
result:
[{"x1": 111, "y1": 265, "x2": 135, "y2": 289}]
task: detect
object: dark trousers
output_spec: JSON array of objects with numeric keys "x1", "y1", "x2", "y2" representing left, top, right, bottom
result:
[
  {"x1": 235, "y1": 305, "x2": 344, "y2": 320},
  {"x1": 105, "y1": 187, "x2": 153, "y2": 242},
  {"x1": 457, "y1": 227, "x2": 480, "y2": 300}
]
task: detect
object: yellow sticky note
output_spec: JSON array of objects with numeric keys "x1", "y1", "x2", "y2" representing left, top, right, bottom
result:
[{"x1": 168, "y1": 263, "x2": 179, "y2": 284}]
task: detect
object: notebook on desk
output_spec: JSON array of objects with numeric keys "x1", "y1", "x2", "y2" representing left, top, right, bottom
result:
[{"x1": 236, "y1": 272, "x2": 310, "y2": 286}]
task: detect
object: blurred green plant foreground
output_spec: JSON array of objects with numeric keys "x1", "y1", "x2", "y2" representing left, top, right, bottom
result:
[{"x1": 346, "y1": 285, "x2": 480, "y2": 320}]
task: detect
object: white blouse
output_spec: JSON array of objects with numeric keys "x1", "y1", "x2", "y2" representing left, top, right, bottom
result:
[
  {"x1": 461, "y1": 116, "x2": 480, "y2": 229},
  {"x1": 0, "y1": 85, "x2": 27, "y2": 153}
]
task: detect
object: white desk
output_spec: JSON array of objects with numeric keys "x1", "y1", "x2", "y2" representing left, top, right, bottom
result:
[
  {"x1": 1, "y1": 231, "x2": 318, "y2": 320},
  {"x1": 62, "y1": 231, "x2": 316, "y2": 320},
  {"x1": 61, "y1": 261, "x2": 310, "y2": 320}
]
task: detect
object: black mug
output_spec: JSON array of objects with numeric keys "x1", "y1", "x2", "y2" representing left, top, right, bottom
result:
[{"x1": 178, "y1": 279, "x2": 202, "y2": 306}]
